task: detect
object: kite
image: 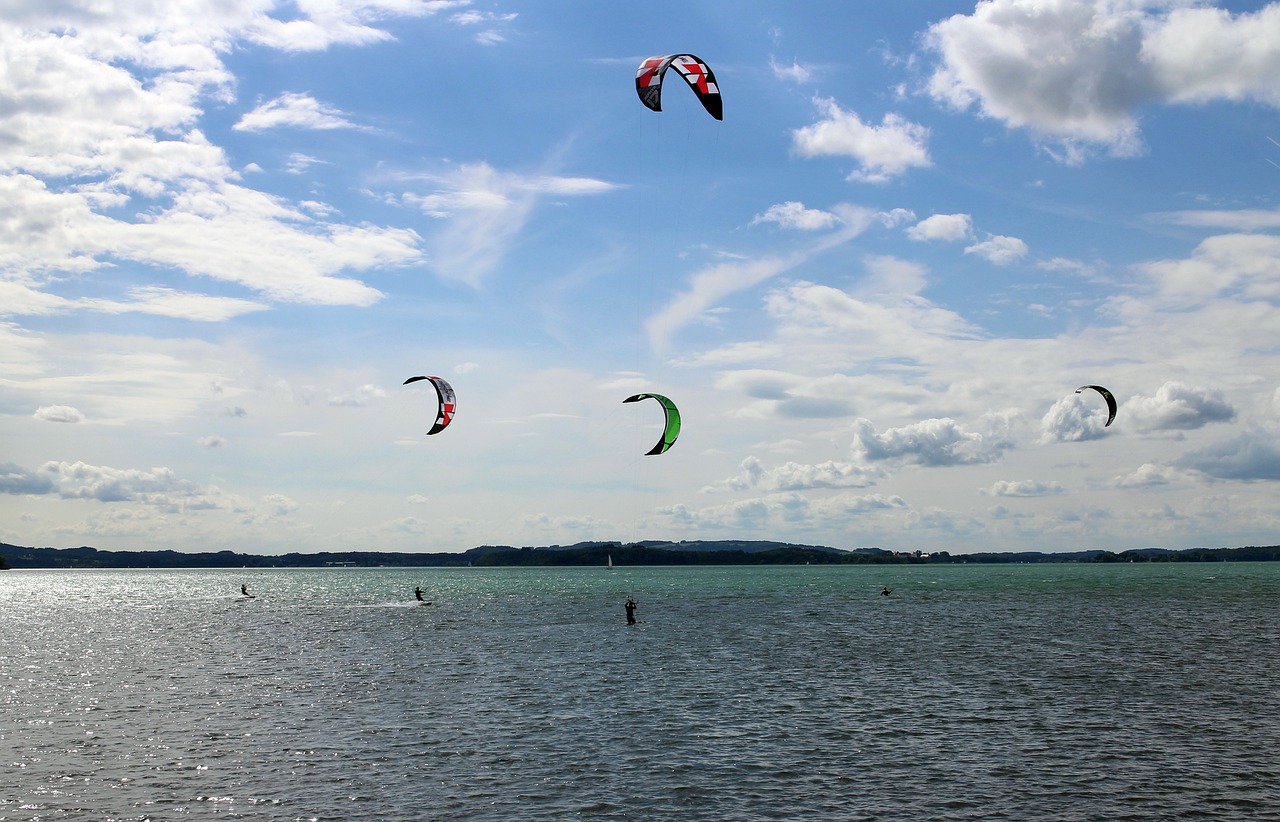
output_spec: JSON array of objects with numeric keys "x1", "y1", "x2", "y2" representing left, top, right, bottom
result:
[
  {"x1": 635, "y1": 54, "x2": 722, "y2": 120},
  {"x1": 623, "y1": 392, "x2": 681, "y2": 455},
  {"x1": 1075, "y1": 384, "x2": 1117, "y2": 427},
  {"x1": 404, "y1": 375, "x2": 456, "y2": 435}
]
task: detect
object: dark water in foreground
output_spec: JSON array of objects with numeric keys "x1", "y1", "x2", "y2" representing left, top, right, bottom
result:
[{"x1": 3, "y1": 563, "x2": 1279, "y2": 820}]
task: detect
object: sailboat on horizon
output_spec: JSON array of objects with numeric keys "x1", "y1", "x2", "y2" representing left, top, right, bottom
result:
[{"x1": 607, "y1": 554, "x2": 613, "y2": 570}]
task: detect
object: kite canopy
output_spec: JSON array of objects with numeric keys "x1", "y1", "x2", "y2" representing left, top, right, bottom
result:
[
  {"x1": 635, "y1": 54, "x2": 722, "y2": 120},
  {"x1": 404, "y1": 375, "x2": 456, "y2": 435},
  {"x1": 623, "y1": 392, "x2": 681, "y2": 455},
  {"x1": 1075, "y1": 384, "x2": 1117, "y2": 427}
]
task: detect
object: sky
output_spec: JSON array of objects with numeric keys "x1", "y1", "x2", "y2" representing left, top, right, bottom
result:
[{"x1": 3, "y1": 0, "x2": 1280, "y2": 556}]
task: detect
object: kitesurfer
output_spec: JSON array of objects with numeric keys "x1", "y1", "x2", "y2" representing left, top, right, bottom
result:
[
  {"x1": 414, "y1": 586, "x2": 425, "y2": 602},
  {"x1": 881, "y1": 587, "x2": 891, "y2": 597},
  {"x1": 625, "y1": 597, "x2": 638, "y2": 625},
  {"x1": 241, "y1": 584, "x2": 250, "y2": 597}
]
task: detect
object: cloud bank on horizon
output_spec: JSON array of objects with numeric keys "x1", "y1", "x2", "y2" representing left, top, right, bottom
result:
[{"x1": 3, "y1": 0, "x2": 1280, "y2": 555}]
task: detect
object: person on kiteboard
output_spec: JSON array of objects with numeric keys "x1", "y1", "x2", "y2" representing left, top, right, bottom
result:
[
  {"x1": 415, "y1": 586, "x2": 425, "y2": 602},
  {"x1": 625, "y1": 597, "x2": 638, "y2": 624}
]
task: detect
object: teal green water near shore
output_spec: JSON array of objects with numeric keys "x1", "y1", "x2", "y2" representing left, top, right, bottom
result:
[{"x1": 4, "y1": 563, "x2": 1279, "y2": 820}]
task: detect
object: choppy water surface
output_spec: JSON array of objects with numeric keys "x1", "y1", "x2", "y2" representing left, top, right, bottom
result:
[{"x1": 3, "y1": 562, "x2": 1279, "y2": 820}]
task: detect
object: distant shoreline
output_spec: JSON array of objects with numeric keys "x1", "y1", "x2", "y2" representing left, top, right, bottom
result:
[{"x1": 3, "y1": 540, "x2": 1278, "y2": 569}]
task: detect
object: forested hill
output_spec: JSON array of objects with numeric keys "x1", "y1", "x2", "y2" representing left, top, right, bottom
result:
[{"x1": 2, "y1": 540, "x2": 1280, "y2": 569}]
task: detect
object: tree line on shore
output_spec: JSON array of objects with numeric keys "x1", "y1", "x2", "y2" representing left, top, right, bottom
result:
[{"x1": 3, "y1": 540, "x2": 1279, "y2": 569}]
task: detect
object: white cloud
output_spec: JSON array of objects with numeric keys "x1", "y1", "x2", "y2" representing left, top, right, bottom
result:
[
  {"x1": 1040, "y1": 394, "x2": 1113, "y2": 443},
  {"x1": 247, "y1": 0, "x2": 473, "y2": 52},
  {"x1": 1144, "y1": 4, "x2": 1280, "y2": 106},
  {"x1": 647, "y1": 206, "x2": 878, "y2": 352},
  {"x1": 1157, "y1": 207, "x2": 1280, "y2": 231},
  {"x1": 198, "y1": 435, "x2": 226, "y2": 448},
  {"x1": 925, "y1": 0, "x2": 1280, "y2": 158},
  {"x1": 286, "y1": 153, "x2": 327, "y2": 174},
  {"x1": 853, "y1": 416, "x2": 1012, "y2": 467},
  {"x1": 1112, "y1": 462, "x2": 1195, "y2": 488},
  {"x1": 855, "y1": 255, "x2": 930, "y2": 301},
  {"x1": 1125, "y1": 381, "x2": 1236, "y2": 431},
  {"x1": 1138, "y1": 233, "x2": 1280, "y2": 307},
  {"x1": 450, "y1": 9, "x2": 517, "y2": 44},
  {"x1": 791, "y1": 98, "x2": 931, "y2": 183},
  {"x1": 907, "y1": 213, "x2": 973, "y2": 242},
  {"x1": 79, "y1": 287, "x2": 269, "y2": 322},
  {"x1": 984, "y1": 479, "x2": 1065, "y2": 497},
  {"x1": 399, "y1": 161, "x2": 618, "y2": 286},
  {"x1": 0, "y1": 13, "x2": 427, "y2": 315},
  {"x1": 234, "y1": 92, "x2": 365, "y2": 132},
  {"x1": 34, "y1": 405, "x2": 83, "y2": 423},
  {"x1": 769, "y1": 57, "x2": 814, "y2": 84},
  {"x1": 964, "y1": 234, "x2": 1029, "y2": 265},
  {"x1": 751, "y1": 201, "x2": 842, "y2": 231},
  {"x1": 41, "y1": 460, "x2": 204, "y2": 505},
  {"x1": 707, "y1": 455, "x2": 880, "y2": 493}
]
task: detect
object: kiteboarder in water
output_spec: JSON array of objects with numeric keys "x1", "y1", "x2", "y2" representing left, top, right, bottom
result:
[
  {"x1": 625, "y1": 597, "x2": 638, "y2": 625},
  {"x1": 241, "y1": 584, "x2": 250, "y2": 597},
  {"x1": 415, "y1": 586, "x2": 425, "y2": 602},
  {"x1": 881, "y1": 587, "x2": 891, "y2": 597}
]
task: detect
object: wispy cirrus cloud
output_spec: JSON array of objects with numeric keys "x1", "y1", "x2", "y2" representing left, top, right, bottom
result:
[
  {"x1": 647, "y1": 205, "x2": 878, "y2": 352},
  {"x1": 397, "y1": 161, "x2": 619, "y2": 287}
]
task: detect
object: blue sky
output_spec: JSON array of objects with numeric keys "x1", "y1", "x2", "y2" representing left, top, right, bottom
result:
[{"x1": 3, "y1": 0, "x2": 1280, "y2": 555}]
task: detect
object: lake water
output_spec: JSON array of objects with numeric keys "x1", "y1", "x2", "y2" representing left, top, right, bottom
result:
[{"x1": 3, "y1": 562, "x2": 1279, "y2": 820}]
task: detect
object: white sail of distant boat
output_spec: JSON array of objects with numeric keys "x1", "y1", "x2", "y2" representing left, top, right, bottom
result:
[{"x1": 607, "y1": 554, "x2": 613, "y2": 570}]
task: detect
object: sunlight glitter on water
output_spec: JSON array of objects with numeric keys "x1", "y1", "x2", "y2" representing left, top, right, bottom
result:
[{"x1": 3, "y1": 563, "x2": 1280, "y2": 820}]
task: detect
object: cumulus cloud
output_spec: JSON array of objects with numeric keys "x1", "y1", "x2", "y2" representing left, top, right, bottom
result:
[
  {"x1": 1040, "y1": 393, "x2": 1114, "y2": 443},
  {"x1": 0, "y1": 12, "x2": 426, "y2": 313},
  {"x1": 707, "y1": 455, "x2": 881, "y2": 493},
  {"x1": 791, "y1": 98, "x2": 931, "y2": 183},
  {"x1": 1112, "y1": 462, "x2": 1197, "y2": 488},
  {"x1": 34, "y1": 405, "x2": 83, "y2": 423},
  {"x1": 1125, "y1": 381, "x2": 1236, "y2": 431},
  {"x1": 984, "y1": 479, "x2": 1065, "y2": 497},
  {"x1": 853, "y1": 416, "x2": 1012, "y2": 467},
  {"x1": 1, "y1": 462, "x2": 57, "y2": 495},
  {"x1": 925, "y1": 0, "x2": 1280, "y2": 158},
  {"x1": 964, "y1": 234, "x2": 1029, "y2": 265},
  {"x1": 234, "y1": 92, "x2": 365, "y2": 132},
  {"x1": 907, "y1": 213, "x2": 973, "y2": 242},
  {"x1": 751, "y1": 201, "x2": 842, "y2": 231},
  {"x1": 1176, "y1": 431, "x2": 1280, "y2": 481},
  {"x1": 41, "y1": 460, "x2": 204, "y2": 505}
]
